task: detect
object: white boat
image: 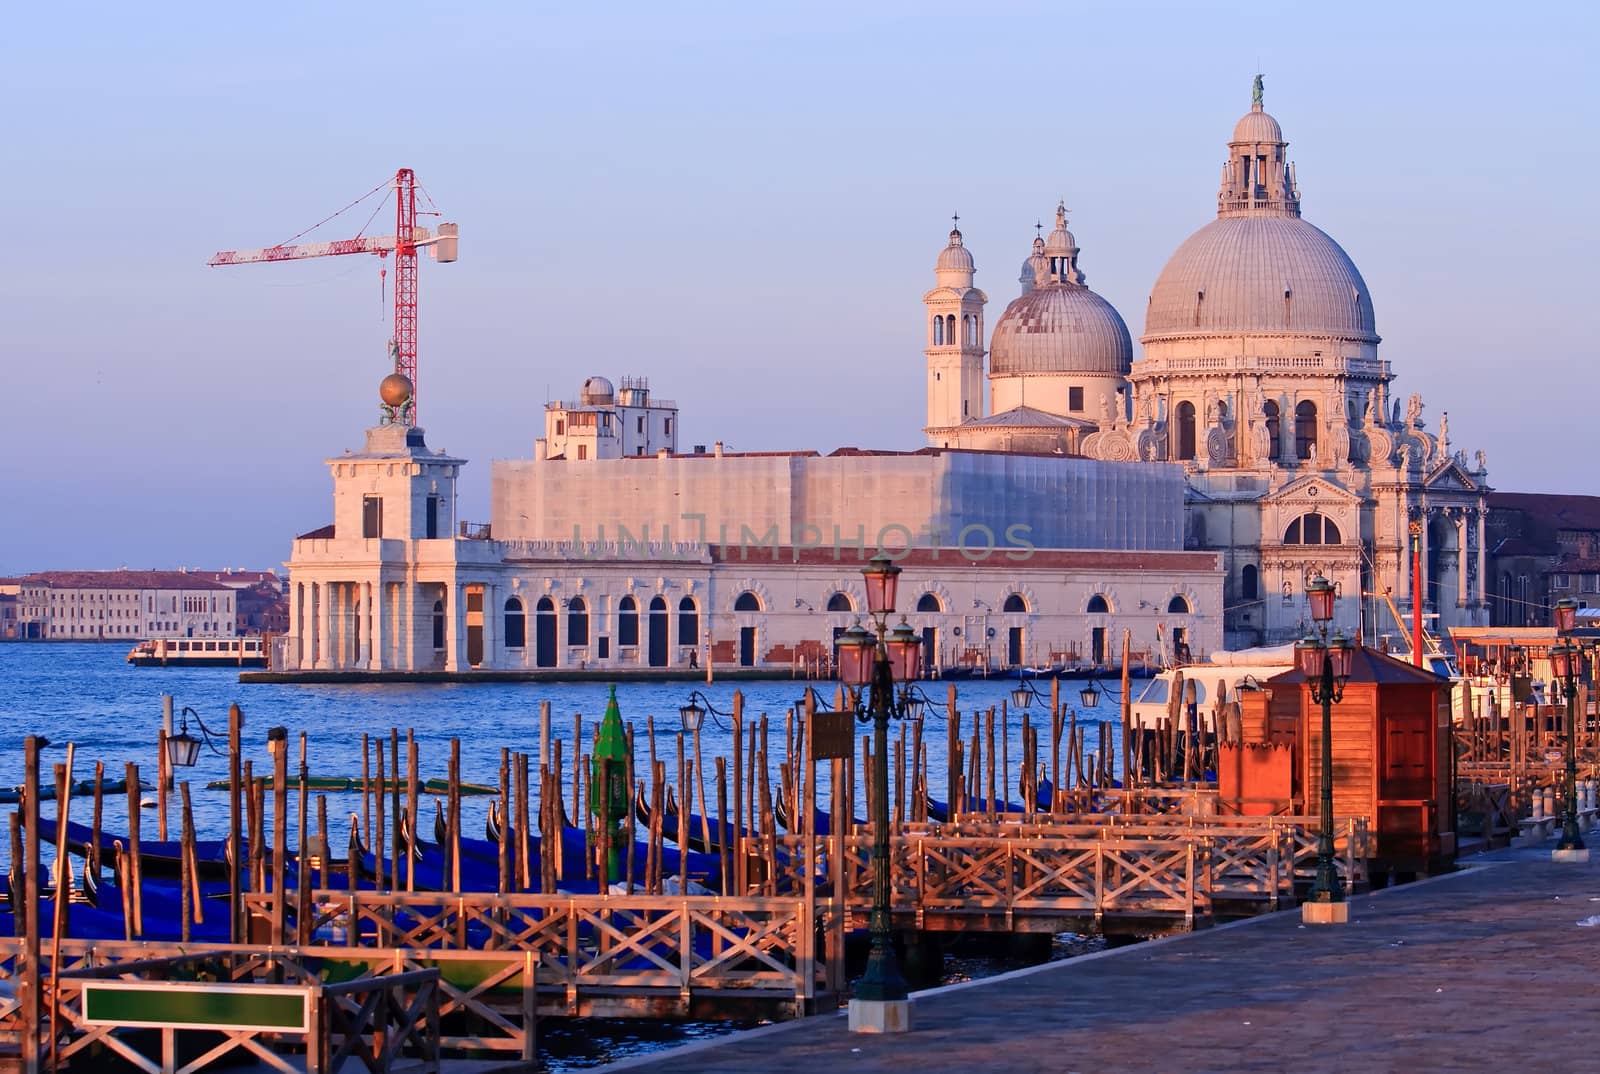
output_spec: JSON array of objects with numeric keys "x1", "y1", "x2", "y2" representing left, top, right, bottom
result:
[
  {"x1": 127, "y1": 636, "x2": 266, "y2": 667},
  {"x1": 1127, "y1": 644, "x2": 1298, "y2": 730}
]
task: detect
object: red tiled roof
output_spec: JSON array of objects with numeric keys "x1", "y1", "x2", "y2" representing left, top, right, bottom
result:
[
  {"x1": 22, "y1": 570, "x2": 234, "y2": 591},
  {"x1": 707, "y1": 545, "x2": 1216, "y2": 571},
  {"x1": 1489, "y1": 493, "x2": 1600, "y2": 532}
]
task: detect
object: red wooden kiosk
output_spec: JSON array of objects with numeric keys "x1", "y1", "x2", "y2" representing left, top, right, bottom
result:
[{"x1": 1219, "y1": 646, "x2": 1455, "y2": 874}]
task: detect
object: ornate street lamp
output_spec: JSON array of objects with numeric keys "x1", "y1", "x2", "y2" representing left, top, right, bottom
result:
[
  {"x1": 1550, "y1": 598, "x2": 1588, "y2": 862},
  {"x1": 677, "y1": 690, "x2": 733, "y2": 733},
  {"x1": 1297, "y1": 574, "x2": 1354, "y2": 924},
  {"x1": 841, "y1": 553, "x2": 920, "y2": 1033},
  {"x1": 166, "y1": 705, "x2": 221, "y2": 768},
  {"x1": 1011, "y1": 676, "x2": 1044, "y2": 709},
  {"x1": 1079, "y1": 681, "x2": 1103, "y2": 709}
]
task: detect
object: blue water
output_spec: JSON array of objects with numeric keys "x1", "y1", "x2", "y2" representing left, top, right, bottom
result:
[
  {"x1": 0, "y1": 643, "x2": 1125, "y2": 856},
  {"x1": 0, "y1": 643, "x2": 1122, "y2": 1068}
]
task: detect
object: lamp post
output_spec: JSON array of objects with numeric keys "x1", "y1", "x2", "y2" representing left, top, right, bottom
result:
[
  {"x1": 1549, "y1": 599, "x2": 1588, "y2": 862},
  {"x1": 837, "y1": 554, "x2": 923, "y2": 1034},
  {"x1": 1295, "y1": 574, "x2": 1354, "y2": 925}
]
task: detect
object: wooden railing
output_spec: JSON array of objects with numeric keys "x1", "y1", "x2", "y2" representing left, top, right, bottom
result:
[
  {"x1": 243, "y1": 890, "x2": 815, "y2": 1017},
  {"x1": 32, "y1": 946, "x2": 442, "y2": 1074}
]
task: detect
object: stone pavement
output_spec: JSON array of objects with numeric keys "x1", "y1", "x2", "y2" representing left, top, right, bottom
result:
[{"x1": 599, "y1": 843, "x2": 1600, "y2": 1073}]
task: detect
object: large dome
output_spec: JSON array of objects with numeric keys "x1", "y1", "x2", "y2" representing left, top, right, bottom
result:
[
  {"x1": 990, "y1": 284, "x2": 1133, "y2": 376},
  {"x1": 1142, "y1": 215, "x2": 1377, "y2": 343}
]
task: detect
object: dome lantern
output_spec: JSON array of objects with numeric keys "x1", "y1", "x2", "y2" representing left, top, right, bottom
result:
[{"x1": 1219, "y1": 75, "x2": 1300, "y2": 217}]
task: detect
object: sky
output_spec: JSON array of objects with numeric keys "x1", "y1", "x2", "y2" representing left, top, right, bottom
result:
[{"x1": 2, "y1": 1, "x2": 1595, "y2": 574}]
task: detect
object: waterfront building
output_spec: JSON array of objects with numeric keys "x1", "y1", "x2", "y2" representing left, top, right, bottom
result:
[
  {"x1": 274, "y1": 80, "x2": 1498, "y2": 674},
  {"x1": 16, "y1": 570, "x2": 241, "y2": 641},
  {"x1": 280, "y1": 422, "x2": 1218, "y2": 674},
  {"x1": 1484, "y1": 493, "x2": 1600, "y2": 626}
]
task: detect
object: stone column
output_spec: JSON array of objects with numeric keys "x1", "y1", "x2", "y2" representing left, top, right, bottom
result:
[
  {"x1": 367, "y1": 580, "x2": 383, "y2": 671},
  {"x1": 1417, "y1": 509, "x2": 1430, "y2": 613},
  {"x1": 317, "y1": 581, "x2": 332, "y2": 670},
  {"x1": 1456, "y1": 512, "x2": 1469, "y2": 607},
  {"x1": 288, "y1": 582, "x2": 302, "y2": 670},
  {"x1": 1477, "y1": 507, "x2": 1489, "y2": 610},
  {"x1": 445, "y1": 583, "x2": 463, "y2": 672},
  {"x1": 482, "y1": 583, "x2": 497, "y2": 670}
]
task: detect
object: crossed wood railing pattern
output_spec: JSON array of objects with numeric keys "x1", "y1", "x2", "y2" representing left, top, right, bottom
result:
[
  {"x1": 241, "y1": 890, "x2": 814, "y2": 1015},
  {"x1": 16, "y1": 944, "x2": 442, "y2": 1074}
]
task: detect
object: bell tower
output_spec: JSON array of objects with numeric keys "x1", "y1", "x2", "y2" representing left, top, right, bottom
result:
[{"x1": 924, "y1": 219, "x2": 987, "y2": 440}]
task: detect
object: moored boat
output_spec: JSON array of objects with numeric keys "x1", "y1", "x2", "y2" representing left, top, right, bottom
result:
[{"x1": 127, "y1": 636, "x2": 267, "y2": 667}]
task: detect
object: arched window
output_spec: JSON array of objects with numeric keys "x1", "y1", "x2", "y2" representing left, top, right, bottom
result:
[
  {"x1": 1086, "y1": 594, "x2": 1110, "y2": 614},
  {"x1": 1283, "y1": 513, "x2": 1341, "y2": 546},
  {"x1": 431, "y1": 599, "x2": 445, "y2": 650},
  {"x1": 1295, "y1": 400, "x2": 1318, "y2": 460},
  {"x1": 1167, "y1": 595, "x2": 1191, "y2": 614},
  {"x1": 826, "y1": 592, "x2": 854, "y2": 613},
  {"x1": 916, "y1": 593, "x2": 943, "y2": 613},
  {"x1": 734, "y1": 591, "x2": 762, "y2": 612},
  {"x1": 961, "y1": 314, "x2": 970, "y2": 346},
  {"x1": 933, "y1": 316, "x2": 944, "y2": 345},
  {"x1": 567, "y1": 597, "x2": 589, "y2": 646},
  {"x1": 1263, "y1": 400, "x2": 1281, "y2": 461},
  {"x1": 503, "y1": 597, "x2": 526, "y2": 649},
  {"x1": 945, "y1": 314, "x2": 956, "y2": 343},
  {"x1": 1241, "y1": 565, "x2": 1259, "y2": 601},
  {"x1": 677, "y1": 596, "x2": 699, "y2": 644},
  {"x1": 1176, "y1": 401, "x2": 1197, "y2": 460},
  {"x1": 1002, "y1": 593, "x2": 1027, "y2": 613},
  {"x1": 618, "y1": 595, "x2": 638, "y2": 647}
]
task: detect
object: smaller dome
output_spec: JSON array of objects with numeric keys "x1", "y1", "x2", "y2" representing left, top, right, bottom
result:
[
  {"x1": 581, "y1": 376, "x2": 615, "y2": 405},
  {"x1": 1232, "y1": 105, "x2": 1283, "y2": 144},
  {"x1": 379, "y1": 372, "x2": 413, "y2": 407},
  {"x1": 936, "y1": 229, "x2": 975, "y2": 273}
]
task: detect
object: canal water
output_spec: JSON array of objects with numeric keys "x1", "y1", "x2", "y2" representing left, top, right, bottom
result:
[{"x1": 0, "y1": 643, "x2": 1123, "y2": 1068}]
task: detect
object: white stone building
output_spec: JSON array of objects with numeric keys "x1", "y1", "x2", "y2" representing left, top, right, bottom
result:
[
  {"x1": 17, "y1": 570, "x2": 239, "y2": 640},
  {"x1": 279, "y1": 423, "x2": 1219, "y2": 675},
  {"x1": 540, "y1": 376, "x2": 678, "y2": 461},
  {"x1": 923, "y1": 81, "x2": 1490, "y2": 646}
]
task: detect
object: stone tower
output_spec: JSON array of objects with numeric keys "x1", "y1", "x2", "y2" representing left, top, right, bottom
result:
[{"x1": 923, "y1": 224, "x2": 987, "y2": 436}]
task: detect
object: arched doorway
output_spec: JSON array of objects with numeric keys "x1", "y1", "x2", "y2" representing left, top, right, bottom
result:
[
  {"x1": 1427, "y1": 515, "x2": 1460, "y2": 616},
  {"x1": 734, "y1": 591, "x2": 761, "y2": 667},
  {"x1": 535, "y1": 597, "x2": 557, "y2": 668},
  {"x1": 618, "y1": 595, "x2": 639, "y2": 649},
  {"x1": 503, "y1": 597, "x2": 526, "y2": 650},
  {"x1": 648, "y1": 596, "x2": 669, "y2": 667}
]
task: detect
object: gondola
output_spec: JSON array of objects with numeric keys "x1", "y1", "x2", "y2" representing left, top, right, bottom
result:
[{"x1": 39, "y1": 817, "x2": 234, "y2": 880}]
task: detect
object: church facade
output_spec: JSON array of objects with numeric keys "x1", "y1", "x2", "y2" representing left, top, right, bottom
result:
[
  {"x1": 272, "y1": 80, "x2": 1488, "y2": 677},
  {"x1": 925, "y1": 81, "x2": 1490, "y2": 647}
]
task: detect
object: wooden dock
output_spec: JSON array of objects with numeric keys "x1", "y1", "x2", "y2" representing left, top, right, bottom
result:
[{"x1": 610, "y1": 843, "x2": 1600, "y2": 1073}]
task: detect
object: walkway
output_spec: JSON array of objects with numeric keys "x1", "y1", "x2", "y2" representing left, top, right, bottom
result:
[{"x1": 602, "y1": 843, "x2": 1600, "y2": 1073}]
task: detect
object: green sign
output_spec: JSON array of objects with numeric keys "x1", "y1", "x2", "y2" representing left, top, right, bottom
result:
[{"x1": 81, "y1": 981, "x2": 311, "y2": 1033}]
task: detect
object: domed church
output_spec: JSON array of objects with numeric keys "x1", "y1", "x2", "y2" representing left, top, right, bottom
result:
[{"x1": 927, "y1": 79, "x2": 1491, "y2": 646}]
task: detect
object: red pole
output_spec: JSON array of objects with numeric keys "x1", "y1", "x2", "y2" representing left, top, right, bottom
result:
[
  {"x1": 393, "y1": 167, "x2": 419, "y2": 425},
  {"x1": 1411, "y1": 520, "x2": 1424, "y2": 667}
]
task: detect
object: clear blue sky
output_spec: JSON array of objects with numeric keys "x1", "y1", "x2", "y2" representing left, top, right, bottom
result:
[{"x1": 3, "y1": 1, "x2": 1594, "y2": 574}]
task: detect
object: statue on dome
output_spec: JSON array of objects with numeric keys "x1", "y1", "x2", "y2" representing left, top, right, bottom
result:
[
  {"x1": 1406, "y1": 393, "x2": 1424, "y2": 428},
  {"x1": 1098, "y1": 391, "x2": 1117, "y2": 429},
  {"x1": 1438, "y1": 410, "x2": 1451, "y2": 456},
  {"x1": 1475, "y1": 449, "x2": 1488, "y2": 473},
  {"x1": 1252, "y1": 73, "x2": 1264, "y2": 108}
]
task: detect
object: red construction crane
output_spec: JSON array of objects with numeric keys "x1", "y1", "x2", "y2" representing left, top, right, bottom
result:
[{"x1": 209, "y1": 167, "x2": 458, "y2": 426}]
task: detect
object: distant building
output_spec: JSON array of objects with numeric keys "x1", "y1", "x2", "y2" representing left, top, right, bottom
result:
[
  {"x1": 1486, "y1": 493, "x2": 1600, "y2": 626},
  {"x1": 15, "y1": 570, "x2": 241, "y2": 641},
  {"x1": 541, "y1": 376, "x2": 678, "y2": 461},
  {"x1": 0, "y1": 592, "x2": 19, "y2": 640}
]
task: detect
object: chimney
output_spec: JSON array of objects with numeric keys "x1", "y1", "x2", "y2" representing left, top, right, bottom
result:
[{"x1": 713, "y1": 441, "x2": 724, "y2": 458}]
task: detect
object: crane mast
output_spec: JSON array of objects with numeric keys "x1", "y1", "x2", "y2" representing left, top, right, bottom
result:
[{"x1": 208, "y1": 168, "x2": 457, "y2": 426}]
